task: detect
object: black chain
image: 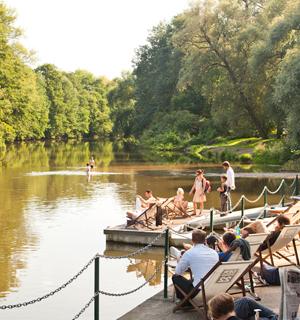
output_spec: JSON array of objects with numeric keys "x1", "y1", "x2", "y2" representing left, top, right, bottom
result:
[{"x1": 0, "y1": 254, "x2": 98, "y2": 310}]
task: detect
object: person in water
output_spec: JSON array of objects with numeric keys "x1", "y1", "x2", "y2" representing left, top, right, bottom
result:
[
  {"x1": 89, "y1": 156, "x2": 95, "y2": 170},
  {"x1": 86, "y1": 163, "x2": 91, "y2": 174},
  {"x1": 189, "y1": 169, "x2": 207, "y2": 216}
]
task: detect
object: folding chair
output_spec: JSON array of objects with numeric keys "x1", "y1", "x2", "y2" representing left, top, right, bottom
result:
[
  {"x1": 258, "y1": 224, "x2": 300, "y2": 267},
  {"x1": 126, "y1": 203, "x2": 158, "y2": 230},
  {"x1": 173, "y1": 260, "x2": 254, "y2": 319}
]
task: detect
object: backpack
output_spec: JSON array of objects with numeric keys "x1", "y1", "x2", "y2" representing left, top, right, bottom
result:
[{"x1": 203, "y1": 180, "x2": 211, "y2": 193}]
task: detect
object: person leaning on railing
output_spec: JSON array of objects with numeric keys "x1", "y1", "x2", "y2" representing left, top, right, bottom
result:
[{"x1": 208, "y1": 293, "x2": 278, "y2": 320}]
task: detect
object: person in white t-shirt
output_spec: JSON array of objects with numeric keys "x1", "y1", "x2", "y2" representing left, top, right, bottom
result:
[{"x1": 222, "y1": 161, "x2": 235, "y2": 211}]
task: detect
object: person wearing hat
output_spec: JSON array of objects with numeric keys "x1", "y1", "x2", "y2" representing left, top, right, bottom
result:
[{"x1": 222, "y1": 161, "x2": 235, "y2": 211}]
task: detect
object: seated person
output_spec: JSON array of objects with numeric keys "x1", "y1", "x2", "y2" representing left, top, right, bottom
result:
[
  {"x1": 208, "y1": 293, "x2": 278, "y2": 320},
  {"x1": 218, "y1": 232, "x2": 237, "y2": 262},
  {"x1": 259, "y1": 215, "x2": 290, "y2": 251},
  {"x1": 126, "y1": 190, "x2": 156, "y2": 219},
  {"x1": 172, "y1": 230, "x2": 218, "y2": 302},
  {"x1": 172, "y1": 188, "x2": 189, "y2": 215}
]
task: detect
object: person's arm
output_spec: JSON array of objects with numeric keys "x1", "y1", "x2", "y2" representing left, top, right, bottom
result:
[
  {"x1": 259, "y1": 231, "x2": 280, "y2": 251},
  {"x1": 217, "y1": 183, "x2": 225, "y2": 193},
  {"x1": 189, "y1": 181, "x2": 196, "y2": 195},
  {"x1": 175, "y1": 251, "x2": 190, "y2": 275}
]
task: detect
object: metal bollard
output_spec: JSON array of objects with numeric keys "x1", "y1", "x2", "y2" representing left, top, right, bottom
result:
[
  {"x1": 263, "y1": 189, "x2": 267, "y2": 218},
  {"x1": 94, "y1": 256, "x2": 100, "y2": 320},
  {"x1": 241, "y1": 197, "x2": 245, "y2": 228},
  {"x1": 281, "y1": 182, "x2": 285, "y2": 207},
  {"x1": 210, "y1": 209, "x2": 214, "y2": 233},
  {"x1": 295, "y1": 175, "x2": 299, "y2": 196},
  {"x1": 164, "y1": 228, "x2": 169, "y2": 299}
]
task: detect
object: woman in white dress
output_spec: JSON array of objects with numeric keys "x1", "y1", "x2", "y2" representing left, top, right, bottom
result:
[{"x1": 189, "y1": 169, "x2": 207, "y2": 216}]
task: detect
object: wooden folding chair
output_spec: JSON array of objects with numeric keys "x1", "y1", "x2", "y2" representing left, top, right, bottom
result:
[
  {"x1": 258, "y1": 224, "x2": 300, "y2": 267},
  {"x1": 173, "y1": 260, "x2": 254, "y2": 319},
  {"x1": 126, "y1": 203, "x2": 157, "y2": 230}
]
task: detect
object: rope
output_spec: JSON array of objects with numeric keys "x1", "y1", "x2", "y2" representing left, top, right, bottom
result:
[
  {"x1": 0, "y1": 254, "x2": 98, "y2": 310},
  {"x1": 265, "y1": 179, "x2": 285, "y2": 195},
  {"x1": 242, "y1": 187, "x2": 266, "y2": 204}
]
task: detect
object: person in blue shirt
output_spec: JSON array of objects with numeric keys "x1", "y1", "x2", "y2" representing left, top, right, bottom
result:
[{"x1": 218, "y1": 232, "x2": 236, "y2": 262}]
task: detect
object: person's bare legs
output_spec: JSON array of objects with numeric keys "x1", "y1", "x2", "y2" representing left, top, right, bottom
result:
[
  {"x1": 193, "y1": 202, "x2": 197, "y2": 215},
  {"x1": 199, "y1": 202, "x2": 204, "y2": 215},
  {"x1": 246, "y1": 220, "x2": 268, "y2": 233}
]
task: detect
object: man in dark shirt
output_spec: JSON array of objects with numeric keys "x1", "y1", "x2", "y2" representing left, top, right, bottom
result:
[
  {"x1": 208, "y1": 293, "x2": 278, "y2": 320},
  {"x1": 259, "y1": 215, "x2": 290, "y2": 251}
]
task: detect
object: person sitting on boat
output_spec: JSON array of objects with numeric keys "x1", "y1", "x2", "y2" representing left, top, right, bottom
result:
[
  {"x1": 172, "y1": 230, "x2": 218, "y2": 302},
  {"x1": 208, "y1": 293, "x2": 278, "y2": 320},
  {"x1": 167, "y1": 188, "x2": 188, "y2": 216},
  {"x1": 126, "y1": 190, "x2": 157, "y2": 219}
]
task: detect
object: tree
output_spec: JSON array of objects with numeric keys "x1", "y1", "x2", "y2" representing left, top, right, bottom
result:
[
  {"x1": 108, "y1": 72, "x2": 136, "y2": 141},
  {"x1": 173, "y1": 0, "x2": 270, "y2": 138}
]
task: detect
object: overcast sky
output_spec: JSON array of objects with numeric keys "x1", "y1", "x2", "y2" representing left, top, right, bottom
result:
[{"x1": 5, "y1": 0, "x2": 189, "y2": 78}]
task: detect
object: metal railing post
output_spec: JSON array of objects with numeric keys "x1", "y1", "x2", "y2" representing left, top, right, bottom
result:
[
  {"x1": 241, "y1": 197, "x2": 245, "y2": 228},
  {"x1": 263, "y1": 189, "x2": 267, "y2": 218},
  {"x1": 295, "y1": 175, "x2": 299, "y2": 196},
  {"x1": 164, "y1": 228, "x2": 169, "y2": 299},
  {"x1": 94, "y1": 256, "x2": 100, "y2": 320},
  {"x1": 210, "y1": 209, "x2": 214, "y2": 233},
  {"x1": 281, "y1": 182, "x2": 285, "y2": 207}
]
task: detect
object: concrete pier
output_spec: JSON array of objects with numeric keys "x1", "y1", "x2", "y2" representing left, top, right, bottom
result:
[{"x1": 119, "y1": 285, "x2": 281, "y2": 320}]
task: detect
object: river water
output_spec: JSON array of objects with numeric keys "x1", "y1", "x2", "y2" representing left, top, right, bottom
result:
[{"x1": 0, "y1": 141, "x2": 298, "y2": 320}]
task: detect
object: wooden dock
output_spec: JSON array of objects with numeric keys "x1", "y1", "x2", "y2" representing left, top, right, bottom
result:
[{"x1": 104, "y1": 206, "x2": 276, "y2": 247}]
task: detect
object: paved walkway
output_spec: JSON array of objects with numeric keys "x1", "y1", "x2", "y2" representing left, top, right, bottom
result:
[{"x1": 119, "y1": 285, "x2": 281, "y2": 319}]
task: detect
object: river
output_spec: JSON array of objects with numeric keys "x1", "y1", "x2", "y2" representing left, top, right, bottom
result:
[{"x1": 0, "y1": 141, "x2": 298, "y2": 320}]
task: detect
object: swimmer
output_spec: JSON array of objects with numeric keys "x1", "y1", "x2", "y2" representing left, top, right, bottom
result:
[
  {"x1": 89, "y1": 156, "x2": 95, "y2": 170},
  {"x1": 86, "y1": 163, "x2": 91, "y2": 174}
]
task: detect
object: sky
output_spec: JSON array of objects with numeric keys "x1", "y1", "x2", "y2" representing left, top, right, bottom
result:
[{"x1": 5, "y1": 0, "x2": 190, "y2": 79}]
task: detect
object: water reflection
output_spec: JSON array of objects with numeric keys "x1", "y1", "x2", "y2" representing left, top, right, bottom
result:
[
  {"x1": 104, "y1": 243, "x2": 164, "y2": 286},
  {"x1": 0, "y1": 141, "x2": 298, "y2": 319}
]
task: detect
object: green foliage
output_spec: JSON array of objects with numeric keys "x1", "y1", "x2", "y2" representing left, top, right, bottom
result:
[
  {"x1": 239, "y1": 153, "x2": 253, "y2": 164},
  {"x1": 253, "y1": 141, "x2": 292, "y2": 164},
  {"x1": 108, "y1": 72, "x2": 136, "y2": 141}
]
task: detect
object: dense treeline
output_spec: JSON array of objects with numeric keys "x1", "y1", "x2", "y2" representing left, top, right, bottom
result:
[
  {"x1": 129, "y1": 0, "x2": 300, "y2": 154},
  {"x1": 0, "y1": 1, "x2": 300, "y2": 162}
]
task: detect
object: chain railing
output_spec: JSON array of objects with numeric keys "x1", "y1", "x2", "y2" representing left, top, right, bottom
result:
[
  {"x1": 72, "y1": 268, "x2": 161, "y2": 319},
  {"x1": 0, "y1": 229, "x2": 169, "y2": 320},
  {"x1": 0, "y1": 254, "x2": 98, "y2": 310}
]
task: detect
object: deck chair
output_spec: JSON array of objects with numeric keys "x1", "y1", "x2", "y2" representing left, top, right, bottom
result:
[
  {"x1": 173, "y1": 260, "x2": 254, "y2": 319},
  {"x1": 126, "y1": 203, "x2": 158, "y2": 230},
  {"x1": 259, "y1": 224, "x2": 300, "y2": 267},
  {"x1": 165, "y1": 200, "x2": 193, "y2": 219}
]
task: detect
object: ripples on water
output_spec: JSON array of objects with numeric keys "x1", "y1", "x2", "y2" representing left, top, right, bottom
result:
[{"x1": 0, "y1": 141, "x2": 298, "y2": 319}]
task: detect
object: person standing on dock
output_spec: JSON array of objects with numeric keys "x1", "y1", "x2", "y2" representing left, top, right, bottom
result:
[
  {"x1": 222, "y1": 161, "x2": 235, "y2": 211},
  {"x1": 189, "y1": 169, "x2": 207, "y2": 216}
]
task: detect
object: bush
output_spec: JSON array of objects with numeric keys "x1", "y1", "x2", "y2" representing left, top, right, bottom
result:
[
  {"x1": 253, "y1": 141, "x2": 292, "y2": 165},
  {"x1": 239, "y1": 153, "x2": 253, "y2": 164}
]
